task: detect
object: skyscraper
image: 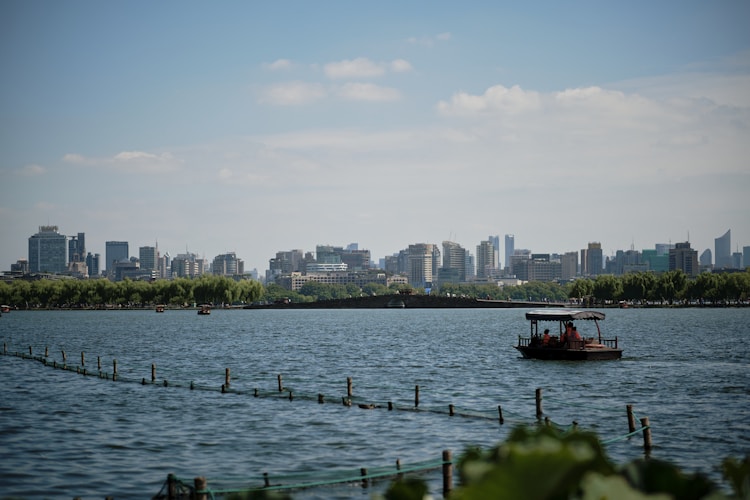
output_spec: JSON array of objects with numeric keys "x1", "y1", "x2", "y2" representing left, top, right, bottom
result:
[
  {"x1": 489, "y1": 235, "x2": 500, "y2": 269},
  {"x1": 28, "y1": 225, "x2": 67, "y2": 273},
  {"x1": 714, "y1": 229, "x2": 731, "y2": 268},
  {"x1": 139, "y1": 246, "x2": 158, "y2": 271},
  {"x1": 441, "y1": 241, "x2": 466, "y2": 282},
  {"x1": 408, "y1": 243, "x2": 435, "y2": 288},
  {"x1": 105, "y1": 241, "x2": 129, "y2": 273},
  {"x1": 68, "y1": 232, "x2": 85, "y2": 263},
  {"x1": 504, "y1": 234, "x2": 514, "y2": 273},
  {"x1": 585, "y1": 242, "x2": 603, "y2": 276},
  {"x1": 476, "y1": 240, "x2": 497, "y2": 279},
  {"x1": 669, "y1": 242, "x2": 699, "y2": 276}
]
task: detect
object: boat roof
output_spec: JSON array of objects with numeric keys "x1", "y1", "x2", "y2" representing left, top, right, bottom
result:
[{"x1": 526, "y1": 309, "x2": 605, "y2": 321}]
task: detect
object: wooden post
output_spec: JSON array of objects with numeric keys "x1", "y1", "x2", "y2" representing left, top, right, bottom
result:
[
  {"x1": 535, "y1": 388, "x2": 543, "y2": 419},
  {"x1": 62, "y1": 350, "x2": 67, "y2": 364},
  {"x1": 29, "y1": 346, "x2": 32, "y2": 356},
  {"x1": 45, "y1": 346, "x2": 48, "y2": 357},
  {"x1": 194, "y1": 476, "x2": 207, "y2": 500},
  {"x1": 81, "y1": 351, "x2": 85, "y2": 366},
  {"x1": 360, "y1": 467, "x2": 368, "y2": 488},
  {"x1": 347, "y1": 377, "x2": 353, "y2": 398},
  {"x1": 152, "y1": 363, "x2": 156, "y2": 382},
  {"x1": 414, "y1": 385, "x2": 420, "y2": 407},
  {"x1": 498, "y1": 405, "x2": 504, "y2": 424},
  {"x1": 449, "y1": 404, "x2": 454, "y2": 416},
  {"x1": 3, "y1": 342, "x2": 6, "y2": 355},
  {"x1": 627, "y1": 404, "x2": 636, "y2": 433},
  {"x1": 318, "y1": 393, "x2": 324, "y2": 404},
  {"x1": 263, "y1": 472, "x2": 270, "y2": 487},
  {"x1": 388, "y1": 401, "x2": 393, "y2": 411},
  {"x1": 278, "y1": 374, "x2": 283, "y2": 392},
  {"x1": 98, "y1": 356, "x2": 101, "y2": 371},
  {"x1": 113, "y1": 359, "x2": 117, "y2": 381},
  {"x1": 640, "y1": 417, "x2": 653, "y2": 452},
  {"x1": 167, "y1": 473, "x2": 177, "y2": 500},
  {"x1": 442, "y1": 449, "x2": 453, "y2": 496},
  {"x1": 289, "y1": 391, "x2": 293, "y2": 401},
  {"x1": 225, "y1": 368, "x2": 230, "y2": 388},
  {"x1": 396, "y1": 458, "x2": 403, "y2": 479},
  {"x1": 254, "y1": 388, "x2": 258, "y2": 397}
]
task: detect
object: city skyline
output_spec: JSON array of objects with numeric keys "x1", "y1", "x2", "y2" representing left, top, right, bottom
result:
[
  {"x1": 10, "y1": 223, "x2": 748, "y2": 276},
  {"x1": 2, "y1": 2, "x2": 749, "y2": 274}
]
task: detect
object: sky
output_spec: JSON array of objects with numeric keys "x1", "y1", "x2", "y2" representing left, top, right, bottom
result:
[{"x1": 2, "y1": 1, "x2": 749, "y2": 274}]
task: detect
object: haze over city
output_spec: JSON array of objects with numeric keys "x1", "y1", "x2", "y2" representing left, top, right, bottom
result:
[{"x1": 2, "y1": 1, "x2": 749, "y2": 273}]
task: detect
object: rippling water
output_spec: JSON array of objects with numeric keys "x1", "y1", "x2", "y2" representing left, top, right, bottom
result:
[{"x1": 1, "y1": 307, "x2": 748, "y2": 498}]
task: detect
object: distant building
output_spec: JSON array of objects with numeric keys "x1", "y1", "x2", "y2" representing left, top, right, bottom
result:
[
  {"x1": 475, "y1": 240, "x2": 497, "y2": 279},
  {"x1": 28, "y1": 225, "x2": 67, "y2": 274},
  {"x1": 11, "y1": 259, "x2": 29, "y2": 274},
  {"x1": 407, "y1": 243, "x2": 437, "y2": 288},
  {"x1": 212, "y1": 252, "x2": 244, "y2": 276},
  {"x1": 714, "y1": 229, "x2": 731, "y2": 269},
  {"x1": 68, "y1": 233, "x2": 86, "y2": 263},
  {"x1": 560, "y1": 252, "x2": 578, "y2": 280},
  {"x1": 440, "y1": 241, "x2": 466, "y2": 283},
  {"x1": 105, "y1": 241, "x2": 129, "y2": 273},
  {"x1": 514, "y1": 254, "x2": 561, "y2": 282},
  {"x1": 504, "y1": 234, "x2": 514, "y2": 274},
  {"x1": 744, "y1": 246, "x2": 750, "y2": 269},
  {"x1": 582, "y1": 242, "x2": 603, "y2": 276},
  {"x1": 139, "y1": 246, "x2": 158, "y2": 271},
  {"x1": 699, "y1": 249, "x2": 712, "y2": 268},
  {"x1": 86, "y1": 252, "x2": 100, "y2": 277},
  {"x1": 669, "y1": 242, "x2": 699, "y2": 277},
  {"x1": 489, "y1": 235, "x2": 500, "y2": 269}
]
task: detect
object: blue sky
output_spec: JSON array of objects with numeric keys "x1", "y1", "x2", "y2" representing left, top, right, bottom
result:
[{"x1": 2, "y1": 1, "x2": 749, "y2": 273}]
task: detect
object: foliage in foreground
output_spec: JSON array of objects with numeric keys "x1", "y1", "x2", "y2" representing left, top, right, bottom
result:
[{"x1": 379, "y1": 426, "x2": 748, "y2": 500}]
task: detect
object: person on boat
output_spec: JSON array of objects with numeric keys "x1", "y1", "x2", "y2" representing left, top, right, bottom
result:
[
  {"x1": 542, "y1": 329, "x2": 550, "y2": 346},
  {"x1": 571, "y1": 326, "x2": 582, "y2": 341}
]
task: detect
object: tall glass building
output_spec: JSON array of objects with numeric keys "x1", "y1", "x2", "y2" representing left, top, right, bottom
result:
[
  {"x1": 105, "y1": 241, "x2": 129, "y2": 272},
  {"x1": 28, "y1": 226, "x2": 67, "y2": 273},
  {"x1": 714, "y1": 229, "x2": 731, "y2": 269}
]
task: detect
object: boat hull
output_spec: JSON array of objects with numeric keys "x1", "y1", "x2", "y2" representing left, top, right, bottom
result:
[{"x1": 514, "y1": 346, "x2": 622, "y2": 361}]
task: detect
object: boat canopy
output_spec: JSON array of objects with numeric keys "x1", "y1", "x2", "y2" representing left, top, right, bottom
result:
[{"x1": 525, "y1": 310, "x2": 605, "y2": 321}]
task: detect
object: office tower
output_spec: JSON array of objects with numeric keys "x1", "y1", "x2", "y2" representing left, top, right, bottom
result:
[
  {"x1": 105, "y1": 241, "x2": 129, "y2": 272},
  {"x1": 86, "y1": 252, "x2": 100, "y2": 277},
  {"x1": 28, "y1": 225, "x2": 67, "y2": 274},
  {"x1": 212, "y1": 252, "x2": 244, "y2": 276},
  {"x1": 504, "y1": 234, "x2": 514, "y2": 273},
  {"x1": 669, "y1": 242, "x2": 699, "y2": 276},
  {"x1": 699, "y1": 249, "x2": 712, "y2": 267},
  {"x1": 585, "y1": 242, "x2": 603, "y2": 276},
  {"x1": 441, "y1": 241, "x2": 467, "y2": 282},
  {"x1": 743, "y1": 247, "x2": 750, "y2": 269},
  {"x1": 714, "y1": 230, "x2": 731, "y2": 269},
  {"x1": 489, "y1": 235, "x2": 500, "y2": 269},
  {"x1": 68, "y1": 233, "x2": 85, "y2": 263},
  {"x1": 139, "y1": 246, "x2": 158, "y2": 271},
  {"x1": 476, "y1": 240, "x2": 497, "y2": 279},
  {"x1": 561, "y1": 251, "x2": 578, "y2": 280},
  {"x1": 407, "y1": 243, "x2": 435, "y2": 288}
]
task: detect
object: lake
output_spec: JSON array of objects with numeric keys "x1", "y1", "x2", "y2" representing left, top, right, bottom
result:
[{"x1": 1, "y1": 307, "x2": 748, "y2": 498}]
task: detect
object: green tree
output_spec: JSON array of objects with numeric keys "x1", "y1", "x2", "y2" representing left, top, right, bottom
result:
[{"x1": 592, "y1": 275, "x2": 623, "y2": 304}]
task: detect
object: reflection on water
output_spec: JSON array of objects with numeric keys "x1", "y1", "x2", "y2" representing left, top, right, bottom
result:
[{"x1": 1, "y1": 308, "x2": 748, "y2": 498}]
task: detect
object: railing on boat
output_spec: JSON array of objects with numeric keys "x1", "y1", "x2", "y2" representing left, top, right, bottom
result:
[{"x1": 517, "y1": 336, "x2": 619, "y2": 349}]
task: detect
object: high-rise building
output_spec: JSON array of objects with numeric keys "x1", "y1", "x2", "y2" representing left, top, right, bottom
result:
[
  {"x1": 476, "y1": 240, "x2": 497, "y2": 279},
  {"x1": 139, "y1": 246, "x2": 158, "y2": 271},
  {"x1": 504, "y1": 234, "x2": 514, "y2": 273},
  {"x1": 86, "y1": 252, "x2": 101, "y2": 277},
  {"x1": 489, "y1": 235, "x2": 500, "y2": 269},
  {"x1": 68, "y1": 233, "x2": 85, "y2": 263},
  {"x1": 584, "y1": 242, "x2": 603, "y2": 276},
  {"x1": 714, "y1": 229, "x2": 731, "y2": 269},
  {"x1": 743, "y1": 246, "x2": 750, "y2": 269},
  {"x1": 407, "y1": 243, "x2": 435, "y2": 288},
  {"x1": 669, "y1": 242, "x2": 699, "y2": 276},
  {"x1": 561, "y1": 251, "x2": 578, "y2": 280},
  {"x1": 212, "y1": 252, "x2": 244, "y2": 276},
  {"x1": 105, "y1": 241, "x2": 129, "y2": 272},
  {"x1": 28, "y1": 225, "x2": 67, "y2": 274},
  {"x1": 440, "y1": 241, "x2": 466, "y2": 283},
  {"x1": 699, "y1": 249, "x2": 712, "y2": 267}
]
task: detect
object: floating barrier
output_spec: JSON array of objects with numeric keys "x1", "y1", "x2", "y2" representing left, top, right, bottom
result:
[{"x1": 2, "y1": 341, "x2": 653, "y2": 497}]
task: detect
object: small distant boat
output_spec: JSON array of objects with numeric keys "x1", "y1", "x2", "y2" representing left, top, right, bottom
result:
[
  {"x1": 155, "y1": 304, "x2": 165, "y2": 313},
  {"x1": 515, "y1": 310, "x2": 622, "y2": 361},
  {"x1": 0, "y1": 305, "x2": 10, "y2": 313},
  {"x1": 197, "y1": 305, "x2": 211, "y2": 315}
]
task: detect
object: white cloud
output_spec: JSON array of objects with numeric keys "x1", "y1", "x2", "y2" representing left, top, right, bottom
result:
[
  {"x1": 16, "y1": 164, "x2": 46, "y2": 176},
  {"x1": 259, "y1": 81, "x2": 326, "y2": 105},
  {"x1": 336, "y1": 83, "x2": 401, "y2": 102},
  {"x1": 264, "y1": 59, "x2": 292, "y2": 71},
  {"x1": 407, "y1": 32, "x2": 452, "y2": 47},
  {"x1": 437, "y1": 84, "x2": 542, "y2": 115},
  {"x1": 324, "y1": 58, "x2": 385, "y2": 79},
  {"x1": 390, "y1": 59, "x2": 413, "y2": 73},
  {"x1": 62, "y1": 150, "x2": 181, "y2": 173}
]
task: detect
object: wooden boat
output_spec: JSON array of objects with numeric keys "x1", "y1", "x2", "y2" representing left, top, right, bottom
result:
[
  {"x1": 155, "y1": 304, "x2": 165, "y2": 313},
  {"x1": 515, "y1": 310, "x2": 622, "y2": 360},
  {"x1": 197, "y1": 305, "x2": 211, "y2": 315}
]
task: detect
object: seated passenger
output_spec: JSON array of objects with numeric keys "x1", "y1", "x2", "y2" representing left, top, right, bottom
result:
[
  {"x1": 542, "y1": 329, "x2": 550, "y2": 345},
  {"x1": 571, "y1": 326, "x2": 582, "y2": 341}
]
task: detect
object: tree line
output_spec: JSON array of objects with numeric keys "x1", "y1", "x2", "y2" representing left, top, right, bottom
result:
[{"x1": 0, "y1": 270, "x2": 748, "y2": 309}]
